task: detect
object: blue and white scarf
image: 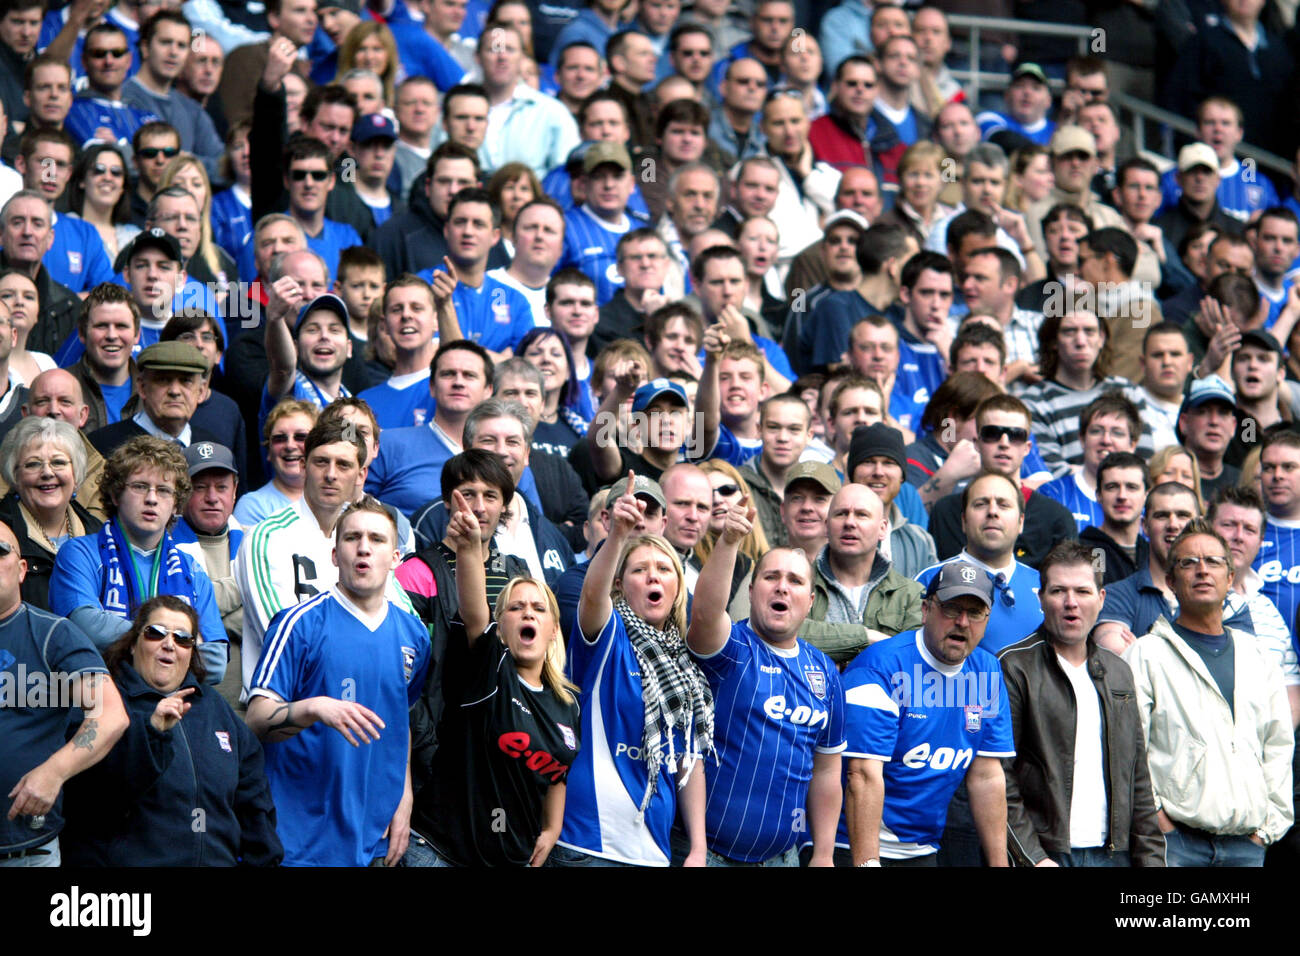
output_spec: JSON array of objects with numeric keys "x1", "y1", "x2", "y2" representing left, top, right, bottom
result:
[{"x1": 97, "y1": 519, "x2": 198, "y2": 620}]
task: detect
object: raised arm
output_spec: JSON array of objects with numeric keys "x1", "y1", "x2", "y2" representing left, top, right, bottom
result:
[
  {"x1": 447, "y1": 488, "x2": 491, "y2": 640},
  {"x1": 577, "y1": 471, "x2": 644, "y2": 639},
  {"x1": 686, "y1": 494, "x2": 753, "y2": 656},
  {"x1": 589, "y1": 361, "x2": 645, "y2": 484},
  {"x1": 694, "y1": 322, "x2": 729, "y2": 459},
  {"x1": 431, "y1": 257, "x2": 464, "y2": 345},
  {"x1": 264, "y1": 275, "x2": 306, "y2": 401}
]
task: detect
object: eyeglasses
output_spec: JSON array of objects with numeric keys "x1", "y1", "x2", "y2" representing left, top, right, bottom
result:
[
  {"x1": 91, "y1": 163, "x2": 125, "y2": 178},
  {"x1": 936, "y1": 601, "x2": 990, "y2": 622},
  {"x1": 270, "y1": 431, "x2": 310, "y2": 445},
  {"x1": 979, "y1": 425, "x2": 1029, "y2": 444},
  {"x1": 1173, "y1": 555, "x2": 1230, "y2": 571},
  {"x1": 87, "y1": 47, "x2": 130, "y2": 59},
  {"x1": 713, "y1": 483, "x2": 740, "y2": 497},
  {"x1": 143, "y1": 623, "x2": 196, "y2": 647},
  {"x1": 19, "y1": 457, "x2": 72, "y2": 474},
  {"x1": 123, "y1": 481, "x2": 176, "y2": 500},
  {"x1": 138, "y1": 147, "x2": 179, "y2": 160},
  {"x1": 290, "y1": 169, "x2": 330, "y2": 182},
  {"x1": 179, "y1": 331, "x2": 218, "y2": 344}
]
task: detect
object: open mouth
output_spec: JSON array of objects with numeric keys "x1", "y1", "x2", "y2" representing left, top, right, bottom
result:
[
  {"x1": 518, "y1": 624, "x2": 537, "y2": 643},
  {"x1": 769, "y1": 600, "x2": 789, "y2": 613},
  {"x1": 646, "y1": 589, "x2": 664, "y2": 604}
]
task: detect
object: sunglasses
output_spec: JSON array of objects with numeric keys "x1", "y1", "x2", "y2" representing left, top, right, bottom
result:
[
  {"x1": 979, "y1": 425, "x2": 1029, "y2": 444},
  {"x1": 92, "y1": 162, "x2": 125, "y2": 178},
  {"x1": 290, "y1": 169, "x2": 330, "y2": 182},
  {"x1": 143, "y1": 623, "x2": 196, "y2": 647},
  {"x1": 87, "y1": 47, "x2": 130, "y2": 59},
  {"x1": 713, "y1": 483, "x2": 740, "y2": 497},
  {"x1": 139, "y1": 146, "x2": 179, "y2": 160},
  {"x1": 0, "y1": 540, "x2": 11, "y2": 557},
  {"x1": 270, "y1": 431, "x2": 311, "y2": 444}
]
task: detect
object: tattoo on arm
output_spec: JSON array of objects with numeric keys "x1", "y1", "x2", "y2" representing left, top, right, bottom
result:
[
  {"x1": 923, "y1": 478, "x2": 941, "y2": 495},
  {"x1": 73, "y1": 718, "x2": 99, "y2": 751},
  {"x1": 265, "y1": 702, "x2": 301, "y2": 734}
]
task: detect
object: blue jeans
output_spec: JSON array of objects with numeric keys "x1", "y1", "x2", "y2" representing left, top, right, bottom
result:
[
  {"x1": 1165, "y1": 826, "x2": 1266, "y2": 867},
  {"x1": 1049, "y1": 847, "x2": 1132, "y2": 867},
  {"x1": 0, "y1": 836, "x2": 59, "y2": 867},
  {"x1": 706, "y1": 846, "x2": 800, "y2": 867},
  {"x1": 546, "y1": 845, "x2": 640, "y2": 867},
  {"x1": 403, "y1": 833, "x2": 457, "y2": 868}
]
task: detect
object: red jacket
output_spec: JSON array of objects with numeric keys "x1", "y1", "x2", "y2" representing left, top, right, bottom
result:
[{"x1": 809, "y1": 110, "x2": 903, "y2": 184}]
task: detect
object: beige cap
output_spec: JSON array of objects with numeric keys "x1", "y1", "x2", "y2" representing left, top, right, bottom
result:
[
  {"x1": 784, "y1": 461, "x2": 842, "y2": 495},
  {"x1": 1049, "y1": 124, "x2": 1096, "y2": 157},
  {"x1": 1177, "y1": 142, "x2": 1219, "y2": 173}
]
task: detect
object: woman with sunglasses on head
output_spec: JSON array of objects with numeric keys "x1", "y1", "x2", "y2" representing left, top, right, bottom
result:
[
  {"x1": 64, "y1": 143, "x2": 140, "y2": 264},
  {"x1": 231, "y1": 399, "x2": 319, "y2": 527},
  {"x1": 406, "y1": 490, "x2": 580, "y2": 867},
  {"x1": 694, "y1": 460, "x2": 769, "y2": 619},
  {"x1": 60, "y1": 596, "x2": 282, "y2": 867},
  {"x1": 551, "y1": 471, "x2": 712, "y2": 867}
]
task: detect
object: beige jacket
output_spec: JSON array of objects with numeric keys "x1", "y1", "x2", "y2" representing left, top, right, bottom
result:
[{"x1": 1124, "y1": 617, "x2": 1294, "y2": 843}]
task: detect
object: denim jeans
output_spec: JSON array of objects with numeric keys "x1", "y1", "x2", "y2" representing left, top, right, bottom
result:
[
  {"x1": 403, "y1": 833, "x2": 457, "y2": 868},
  {"x1": 936, "y1": 782, "x2": 986, "y2": 867},
  {"x1": 1049, "y1": 847, "x2": 1132, "y2": 867},
  {"x1": 0, "y1": 836, "x2": 59, "y2": 867},
  {"x1": 1165, "y1": 826, "x2": 1266, "y2": 867},
  {"x1": 546, "y1": 845, "x2": 640, "y2": 867},
  {"x1": 706, "y1": 846, "x2": 800, "y2": 867}
]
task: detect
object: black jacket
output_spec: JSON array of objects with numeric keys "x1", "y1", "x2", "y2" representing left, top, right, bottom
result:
[
  {"x1": 1079, "y1": 525, "x2": 1149, "y2": 586},
  {"x1": 997, "y1": 631, "x2": 1166, "y2": 866},
  {"x1": 88, "y1": 418, "x2": 224, "y2": 461},
  {"x1": 531, "y1": 448, "x2": 589, "y2": 552},
  {"x1": 0, "y1": 493, "x2": 102, "y2": 611},
  {"x1": 61, "y1": 664, "x2": 282, "y2": 866},
  {"x1": 1, "y1": 256, "x2": 80, "y2": 357},
  {"x1": 929, "y1": 488, "x2": 1079, "y2": 568}
]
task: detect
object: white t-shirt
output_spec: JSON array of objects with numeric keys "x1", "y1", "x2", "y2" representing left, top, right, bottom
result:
[{"x1": 1058, "y1": 653, "x2": 1108, "y2": 849}]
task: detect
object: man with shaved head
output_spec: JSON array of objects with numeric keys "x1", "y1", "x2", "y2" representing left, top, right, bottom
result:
[{"x1": 810, "y1": 483, "x2": 924, "y2": 660}]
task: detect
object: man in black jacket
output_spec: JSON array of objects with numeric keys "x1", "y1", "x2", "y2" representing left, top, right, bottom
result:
[
  {"x1": 997, "y1": 539, "x2": 1166, "y2": 867},
  {"x1": 1080, "y1": 451, "x2": 1150, "y2": 585},
  {"x1": 0, "y1": 191, "x2": 80, "y2": 356}
]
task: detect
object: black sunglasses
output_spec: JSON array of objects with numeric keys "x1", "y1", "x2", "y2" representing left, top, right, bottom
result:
[
  {"x1": 143, "y1": 623, "x2": 197, "y2": 647},
  {"x1": 0, "y1": 540, "x2": 11, "y2": 557},
  {"x1": 979, "y1": 425, "x2": 1029, "y2": 444},
  {"x1": 92, "y1": 162, "x2": 125, "y2": 178},
  {"x1": 714, "y1": 483, "x2": 740, "y2": 497},
  {"x1": 139, "y1": 146, "x2": 179, "y2": 160},
  {"x1": 290, "y1": 169, "x2": 330, "y2": 182},
  {"x1": 87, "y1": 47, "x2": 129, "y2": 59}
]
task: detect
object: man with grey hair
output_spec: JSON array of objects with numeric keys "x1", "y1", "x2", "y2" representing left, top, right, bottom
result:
[
  {"x1": 0, "y1": 191, "x2": 80, "y2": 356},
  {"x1": 657, "y1": 162, "x2": 722, "y2": 296},
  {"x1": 926, "y1": 142, "x2": 1043, "y2": 282}
]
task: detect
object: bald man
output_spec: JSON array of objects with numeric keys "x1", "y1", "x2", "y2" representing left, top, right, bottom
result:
[{"x1": 0, "y1": 370, "x2": 107, "y2": 521}]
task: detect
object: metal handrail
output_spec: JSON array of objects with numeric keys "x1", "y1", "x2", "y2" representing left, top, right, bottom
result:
[{"x1": 942, "y1": 13, "x2": 1294, "y2": 185}]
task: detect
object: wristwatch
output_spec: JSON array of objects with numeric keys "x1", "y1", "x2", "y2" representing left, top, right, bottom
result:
[{"x1": 858, "y1": 859, "x2": 881, "y2": 867}]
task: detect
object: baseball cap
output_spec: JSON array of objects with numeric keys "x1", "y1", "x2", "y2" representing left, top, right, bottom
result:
[
  {"x1": 318, "y1": 0, "x2": 362, "y2": 12},
  {"x1": 1179, "y1": 374, "x2": 1236, "y2": 413},
  {"x1": 352, "y1": 113, "x2": 398, "y2": 144},
  {"x1": 607, "y1": 474, "x2": 667, "y2": 511},
  {"x1": 113, "y1": 226, "x2": 184, "y2": 273},
  {"x1": 1010, "y1": 62, "x2": 1048, "y2": 86},
  {"x1": 184, "y1": 441, "x2": 237, "y2": 477},
  {"x1": 295, "y1": 292, "x2": 351, "y2": 334},
  {"x1": 822, "y1": 209, "x2": 869, "y2": 234},
  {"x1": 925, "y1": 561, "x2": 994, "y2": 607},
  {"x1": 136, "y1": 341, "x2": 208, "y2": 375},
  {"x1": 783, "y1": 461, "x2": 841, "y2": 496},
  {"x1": 1177, "y1": 142, "x2": 1219, "y2": 173},
  {"x1": 848, "y1": 423, "x2": 906, "y2": 477},
  {"x1": 632, "y1": 378, "x2": 689, "y2": 415},
  {"x1": 1239, "y1": 329, "x2": 1283, "y2": 354},
  {"x1": 582, "y1": 141, "x2": 632, "y2": 175},
  {"x1": 1048, "y1": 124, "x2": 1096, "y2": 158}
]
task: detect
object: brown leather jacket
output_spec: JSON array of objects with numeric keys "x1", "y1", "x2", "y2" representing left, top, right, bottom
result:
[{"x1": 997, "y1": 631, "x2": 1167, "y2": 866}]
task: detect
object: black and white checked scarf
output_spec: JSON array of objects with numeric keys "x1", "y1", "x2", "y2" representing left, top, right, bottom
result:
[{"x1": 614, "y1": 598, "x2": 716, "y2": 819}]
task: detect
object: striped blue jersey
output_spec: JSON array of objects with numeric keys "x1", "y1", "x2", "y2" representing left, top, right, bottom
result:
[
  {"x1": 358, "y1": 370, "x2": 434, "y2": 429},
  {"x1": 914, "y1": 553, "x2": 1043, "y2": 654},
  {"x1": 558, "y1": 610, "x2": 682, "y2": 866},
  {"x1": 1159, "y1": 161, "x2": 1280, "y2": 222},
  {"x1": 693, "y1": 620, "x2": 846, "y2": 862},
  {"x1": 974, "y1": 111, "x2": 1055, "y2": 145},
  {"x1": 211, "y1": 188, "x2": 252, "y2": 263},
  {"x1": 559, "y1": 204, "x2": 646, "y2": 306},
  {"x1": 840, "y1": 630, "x2": 1014, "y2": 857},
  {"x1": 259, "y1": 373, "x2": 352, "y2": 437},
  {"x1": 413, "y1": 268, "x2": 535, "y2": 353},
  {"x1": 1254, "y1": 515, "x2": 1300, "y2": 656},
  {"x1": 1036, "y1": 471, "x2": 1101, "y2": 533},
  {"x1": 65, "y1": 95, "x2": 158, "y2": 152},
  {"x1": 251, "y1": 588, "x2": 430, "y2": 867}
]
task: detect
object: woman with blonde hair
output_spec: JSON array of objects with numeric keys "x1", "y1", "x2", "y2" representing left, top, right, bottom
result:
[
  {"x1": 406, "y1": 487, "x2": 580, "y2": 867},
  {"x1": 157, "y1": 153, "x2": 236, "y2": 298},
  {"x1": 876, "y1": 140, "x2": 953, "y2": 245},
  {"x1": 695, "y1": 460, "x2": 770, "y2": 569},
  {"x1": 335, "y1": 20, "x2": 401, "y2": 105},
  {"x1": 552, "y1": 473, "x2": 711, "y2": 867},
  {"x1": 1148, "y1": 444, "x2": 1204, "y2": 511}
]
